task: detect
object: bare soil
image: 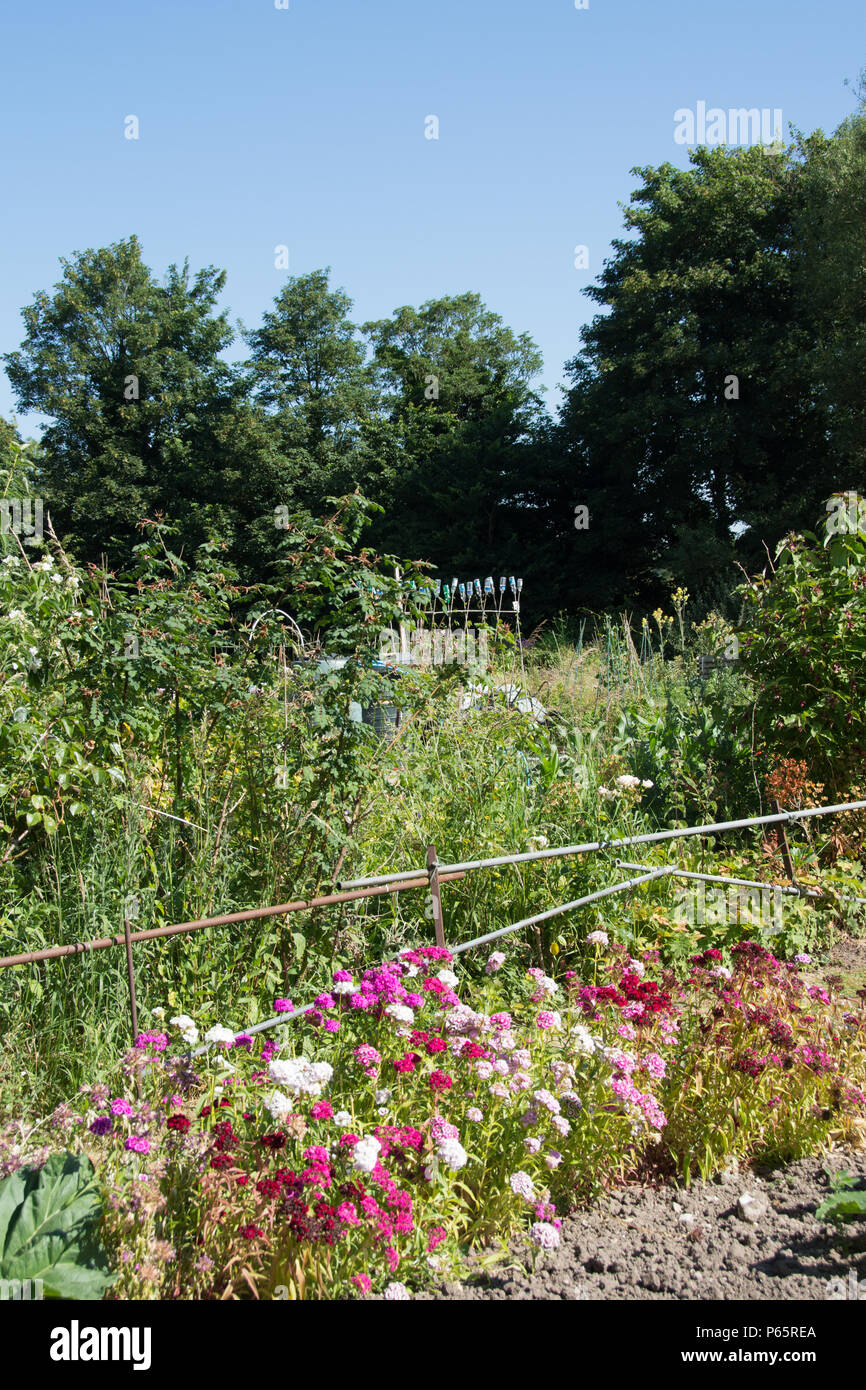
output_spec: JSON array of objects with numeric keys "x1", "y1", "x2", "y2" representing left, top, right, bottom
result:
[{"x1": 417, "y1": 1151, "x2": 866, "y2": 1301}]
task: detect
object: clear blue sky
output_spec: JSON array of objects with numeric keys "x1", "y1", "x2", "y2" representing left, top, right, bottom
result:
[{"x1": 1, "y1": 0, "x2": 863, "y2": 433}]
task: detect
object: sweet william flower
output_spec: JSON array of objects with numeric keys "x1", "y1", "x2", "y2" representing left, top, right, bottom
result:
[
  {"x1": 486, "y1": 952, "x2": 506, "y2": 974},
  {"x1": 204, "y1": 1025, "x2": 236, "y2": 1046},
  {"x1": 530, "y1": 1222, "x2": 561, "y2": 1251},
  {"x1": 384, "y1": 1282, "x2": 411, "y2": 1300},
  {"x1": 509, "y1": 1171, "x2": 535, "y2": 1201},
  {"x1": 352, "y1": 1137, "x2": 382, "y2": 1173},
  {"x1": 436, "y1": 1138, "x2": 468, "y2": 1171}
]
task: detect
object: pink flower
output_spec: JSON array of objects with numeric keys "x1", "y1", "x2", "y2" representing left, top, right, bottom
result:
[
  {"x1": 509, "y1": 1170, "x2": 535, "y2": 1201},
  {"x1": 125, "y1": 1135, "x2": 150, "y2": 1154},
  {"x1": 524, "y1": 1136, "x2": 542, "y2": 1154},
  {"x1": 536, "y1": 1011, "x2": 560, "y2": 1030},
  {"x1": 530, "y1": 1221, "x2": 560, "y2": 1251},
  {"x1": 430, "y1": 1118, "x2": 459, "y2": 1143},
  {"x1": 323, "y1": 1019, "x2": 340, "y2": 1033},
  {"x1": 486, "y1": 952, "x2": 506, "y2": 974},
  {"x1": 427, "y1": 1226, "x2": 447, "y2": 1251},
  {"x1": 352, "y1": 1273, "x2": 372, "y2": 1294},
  {"x1": 466, "y1": 1107, "x2": 483, "y2": 1122},
  {"x1": 490, "y1": 1012, "x2": 512, "y2": 1030},
  {"x1": 111, "y1": 1098, "x2": 134, "y2": 1116},
  {"x1": 310, "y1": 1101, "x2": 334, "y2": 1120},
  {"x1": 545, "y1": 1150, "x2": 563, "y2": 1170},
  {"x1": 642, "y1": 1052, "x2": 666, "y2": 1080},
  {"x1": 274, "y1": 998, "x2": 294, "y2": 1013},
  {"x1": 337, "y1": 1202, "x2": 360, "y2": 1226}
]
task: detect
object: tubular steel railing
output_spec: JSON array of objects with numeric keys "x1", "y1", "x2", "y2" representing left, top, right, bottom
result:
[{"x1": 3, "y1": 799, "x2": 866, "y2": 1053}]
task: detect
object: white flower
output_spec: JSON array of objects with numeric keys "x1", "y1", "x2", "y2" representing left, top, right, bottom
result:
[
  {"x1": 150, "y1": 1007, "x2": 166, "y2": 1019},
  {"x1": 586, "y1": 930, "x2": 609, "y2": 947},
  {"x1": 264, "y1": 1090, "x2": 293, "y2": 1120},
  {"x1": 384, "y1": 1281, "x2": 411, "y2": 1300},
  {"x1": 641, "y1": 779, "x2": 653, "y2": 789},
  {"x1": 332, "y1": 980, "x2": 355, "y2": 995},
  {"x1": 374, "y1": 1089, "x2": 392, "y2": 1106},
  {"x1": 333, "y1": 1111, "x2": 353, "y2": 1127},
  {"x1": 627, "y1": 958, "x2": 646, "y2": 977},
  {"x1": 436, "y1": 1138, "x2": 468, "y2": 1171},
  {"x1": 170, "y1": 1013, "x2": 199, "y2": 1046},
  {"x1": 6, "y1": 608, "x2": 27, "y2": 622},
  {"x1": 598, "y1": 786, "x2": 616, "y2": 801},
  {"x1": 204, "y1": 1025, "x2": 236, "y2": 1045},
  {"x1": 437, "y1": 969, "x2": 458, "y2": 988},
  {"x1": 615, "y1": 774, "x2": 641, "y2": 790},
  {"x1": 528, "y1": 834, "x2": 549, "y2": 851},
  {"x1": 485, "y1": 952, "x2": 506, "y2": 974},
  {"x1": 353, "y1": 1136, "x2": 382, "y2": 1173},
  {"x1": 570, "y1": 1024, "x2": 598, "y2": 1055},
  {"x1": 268, "y1": 1057, "x2": 333, "y2": 1096},
  {"x1": 403, "y1": 963, "x2": 419, "y2": 978},
  {"x1": 384, "y1": 1003, "x2": 414, "y2": 1025},
  {"x1": 537, "y1": 974, "x2": 558, "y2": 997}
]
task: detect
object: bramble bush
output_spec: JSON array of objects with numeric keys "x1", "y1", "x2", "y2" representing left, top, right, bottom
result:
[{"x1": 738, "y1": 506, "x2": 866, "y2": 799}]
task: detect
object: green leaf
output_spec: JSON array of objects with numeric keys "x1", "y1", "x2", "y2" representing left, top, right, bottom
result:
[{"x1": 0, "y1": 1153, "x2": 115, "y2": 1300}]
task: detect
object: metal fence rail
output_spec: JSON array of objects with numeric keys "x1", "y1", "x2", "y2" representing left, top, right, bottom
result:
[
  {"x1": 337, "y1": 800, "x2": 866, "y2": 890},
  {"x1": 3, "y1": 798, "x2": 865, "y2": 1052}
]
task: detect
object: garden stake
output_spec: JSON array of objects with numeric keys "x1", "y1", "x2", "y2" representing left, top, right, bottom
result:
[{"x1": 427, "y1": 844, "x2": 446, "y2": 950}]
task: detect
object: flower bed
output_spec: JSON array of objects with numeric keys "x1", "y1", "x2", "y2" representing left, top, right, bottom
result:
[{"x1": 26, "y1": 937, "x2": 866, "y2": 1300}]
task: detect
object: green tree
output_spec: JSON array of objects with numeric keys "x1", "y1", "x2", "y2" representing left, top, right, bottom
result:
[
  {"x1": 3, "y1": 237, "x2": 284, "y2": 567},
  {"x1": 245, "y1": 269, "x2": 377, "y2": 512},
  {"x1": 793, "y1": 101, "x2": 866, "y2": 486},
  {"x1": 360, "y1": 293, "x2": 547, "y2": 573},
  {"x1": 558, "y1": 143, "x2": 839, "y2": 609}
]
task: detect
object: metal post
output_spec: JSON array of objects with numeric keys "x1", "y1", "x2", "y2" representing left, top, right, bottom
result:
[
  {"x1": 427, "y1": 844, "x2": 446, "y2": 949},
  {"x1": 772, "y1": 800, "x2": 797, "y2": 885},
  {"x1": 122, "y1": 917, "x2": 139, "y2": 1043}
]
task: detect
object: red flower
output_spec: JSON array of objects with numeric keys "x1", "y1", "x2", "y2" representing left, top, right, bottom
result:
[
  {"x1": 167, "y1": 1114, "x2": 191, "y2": 1133},
  {"x1": 392, "y1": 1053, "x2": 420, "y2": 1074},
  {"x1": 240, "y1": 1224, "x2": 263, "y2": 1240},
  {"x1": 429, "y1": 1071, "x2": 452, "y2": 1093},
  {"x1": 425, "y1": 1037, "x2": 448, "y2": 1055}
]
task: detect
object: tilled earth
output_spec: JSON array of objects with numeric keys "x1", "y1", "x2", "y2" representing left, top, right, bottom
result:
[{"x1": 417, "y1": 1151, "x2": 866, "y2": 1301}]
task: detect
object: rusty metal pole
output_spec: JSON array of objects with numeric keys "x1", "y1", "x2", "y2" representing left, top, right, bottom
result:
[
  {"x1": 122, "y1": 917, "x2": 139, "y2": 1043},
  {"x1": 122, "y1": 917, "x2": 143, "y2": 1098},
  {"x1": 427, "y1": 845, "x2": 446, "y2": 950}
]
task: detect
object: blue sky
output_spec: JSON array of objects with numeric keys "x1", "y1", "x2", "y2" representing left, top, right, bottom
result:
[{"x1": 1, "y1": 0, "x2": 863, "y2": 433}]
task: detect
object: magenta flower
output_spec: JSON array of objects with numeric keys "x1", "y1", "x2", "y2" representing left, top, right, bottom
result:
[
  {"x1": 125, "y1": 1135, "x2": 150, "y2": 1154},
  {"x1": 274, "y1": 999, "x2": 294, "y2": 1013}
]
